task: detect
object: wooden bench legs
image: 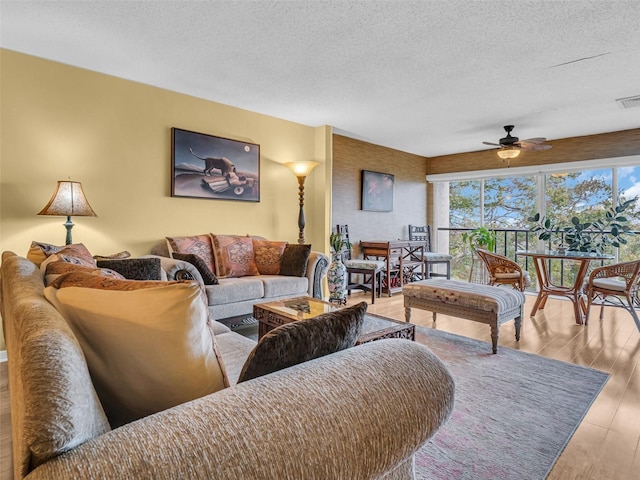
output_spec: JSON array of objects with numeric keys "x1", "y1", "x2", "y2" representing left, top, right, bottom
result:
[{"x1": 404, "y1": 296, "x2": 523, "y2": 354}]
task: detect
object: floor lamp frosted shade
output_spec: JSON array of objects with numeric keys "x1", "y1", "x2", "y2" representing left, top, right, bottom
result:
[
  {"x1": 284, "y1": 161, "x2": 319, "y2": 244},
  {"x1": 38, "y1": 180, "x2": 97, "y2": 245}
]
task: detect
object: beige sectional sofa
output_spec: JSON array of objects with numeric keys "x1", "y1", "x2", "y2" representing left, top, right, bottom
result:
[
  {"x1": 149, "y1": 236, "x2": 329, "y2": 321},
  {"x1": 1, "y1": 251, "x2": 455, "y2": 480}
]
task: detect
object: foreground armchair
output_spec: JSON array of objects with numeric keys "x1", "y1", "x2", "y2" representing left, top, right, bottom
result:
[
  {"x1": 585, "y1": 259, "x2": 640, "y2": 331},
  {"x1": 1, "y1": 251, "x2": 455, "y2": 480}
]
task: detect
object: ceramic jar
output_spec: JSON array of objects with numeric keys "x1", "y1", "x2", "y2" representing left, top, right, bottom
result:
[{"x1": 327, "y1": 252, "x2": 347, "y2": 304}]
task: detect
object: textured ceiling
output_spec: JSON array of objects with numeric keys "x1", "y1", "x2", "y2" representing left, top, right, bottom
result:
[{"x1": 1, "y1": 0, "x2": 639, "y2": 157}]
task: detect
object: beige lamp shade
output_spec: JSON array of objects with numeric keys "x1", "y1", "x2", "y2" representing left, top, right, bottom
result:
[
  {"x1": 38, "y1": 181, "x2": 97, "y2": 217},
  {"x1": 38, "y1": 180, "x2": 97, "y2": 245},
  {"x1": 284, "y1": 161, "x2": 320, "y2": 178}
]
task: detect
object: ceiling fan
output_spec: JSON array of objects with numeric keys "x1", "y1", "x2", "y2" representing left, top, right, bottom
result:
[{"x1": 483, "y1": 125, "x2": 552, "y2": 165}]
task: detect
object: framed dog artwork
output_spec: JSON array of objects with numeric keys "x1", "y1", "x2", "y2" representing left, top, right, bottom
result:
[{"x1": 171, "y1": 128, "x2": 260, "y2": 202}]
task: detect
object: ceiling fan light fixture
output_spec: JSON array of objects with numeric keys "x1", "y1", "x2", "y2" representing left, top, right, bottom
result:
[{"x1": 497, "y1": 148, "x2": 521, "y2": 160}]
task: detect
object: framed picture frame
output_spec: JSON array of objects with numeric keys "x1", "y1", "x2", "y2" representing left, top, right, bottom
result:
[
  {"x1": 171, "y1": 127, "x2": 260, "y2": 202},
  {"x1": 361, "y1": 170, "x2": 394, "y2": 212}
]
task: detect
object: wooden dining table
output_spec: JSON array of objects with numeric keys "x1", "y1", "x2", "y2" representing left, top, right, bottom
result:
[
  {"x1": 359, "y1": 240, "x2": 426, "y2": 295},
  {"x1": 516, "y1": 250, "x2": 613, "y2": 325}
]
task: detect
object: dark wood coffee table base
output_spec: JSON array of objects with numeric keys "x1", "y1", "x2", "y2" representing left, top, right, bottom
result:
[
  {"x1": 253, "y1": 297, "x2": 415, "y2": 344},
  {"x1": 356, "y1": 316, "x2": 415, "y2": 344}
]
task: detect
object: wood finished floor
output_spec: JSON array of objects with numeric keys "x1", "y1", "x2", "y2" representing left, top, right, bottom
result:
[{"x1": 344, "y1": 291, "x2": 640, "y2": 480}]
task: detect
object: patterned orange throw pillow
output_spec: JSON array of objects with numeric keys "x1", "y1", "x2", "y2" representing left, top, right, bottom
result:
[
  {"x1": 252, "y1": 239, "x2": 287, "y2": 275},
  {"x1": 211, "y1": 234, "x2": 259, "y2": 278},
  {"x1": 166, "y1": 234, "x2": 216, "y2": 274},
  {"x1": 44, "y1": 261, "x2": 125, "y2": 286},
  {"x1": 28, "y1": 242, "x2": 96, "y2": 268}
]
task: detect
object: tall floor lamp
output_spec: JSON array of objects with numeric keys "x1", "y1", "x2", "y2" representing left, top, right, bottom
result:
[
  {"x1": 284, "y1": 161, "x2": 319, "y2": 244},
  {"x1": 38, "y1": 180, "x2": 97, "y2": 245}
]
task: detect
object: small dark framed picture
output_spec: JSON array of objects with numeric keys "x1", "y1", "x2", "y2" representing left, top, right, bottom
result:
[
  {"x1": 361, "y1": 170, "x2": 394, "y2": 212},
  {"x1": 171, "y1": 128, "x2": 260, "y2": 202}
]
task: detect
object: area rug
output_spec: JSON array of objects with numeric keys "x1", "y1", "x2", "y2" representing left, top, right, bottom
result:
[{"x1": 413, "y1": 326, "x2": 609, "y2": 480}]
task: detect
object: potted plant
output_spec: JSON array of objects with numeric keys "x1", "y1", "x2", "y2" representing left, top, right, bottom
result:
[
  {"x1": 329, "y1": 232, "x2": 351, "y2": 253},
  {"x1": 528, "y1": 198, "x2": 637, "y2": 254},
  {"x1": 461, "y1": 227, "x2": 497, "y2": 283},
  {"x1": 462, "y1": 227, "x2": 497, "y2": 252}
]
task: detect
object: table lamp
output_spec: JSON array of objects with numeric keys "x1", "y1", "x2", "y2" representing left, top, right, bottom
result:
[{"x1": 38, "y1": 180, "x2": 97, "y2": 245}]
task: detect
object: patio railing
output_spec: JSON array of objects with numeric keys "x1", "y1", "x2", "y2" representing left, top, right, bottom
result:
[{"x1": 439, "y1": 227, "x2": 623, "y2": 291}]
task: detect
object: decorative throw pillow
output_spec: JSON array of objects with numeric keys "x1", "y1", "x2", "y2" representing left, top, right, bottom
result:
[
  {"x1": 166, "y1": 234, "x2": 216, "y2": 274},
  {"x1": 253, "y1": 239, "x2": 288, "y2": 275},
  {"x1": 27, "y1": 241, "x2": 63, "y2": 266},
  {"x1": 44, "y1": 272, "x2": 228, "y2": 428},
  {"x1": 28, "y1": 242, "x2": 95, "y2": 268},
  {"x1": 237, "y1": 301, "x2": 367, "y2": 383},
  {"x1": 96, "y1": 258, "x2": 163, "y2": 280},
  {"x1": 279, "y1": 244, "x2": 311, "y2": 277},
  {"x1": 211, "y1": 234, "x2": 259, "y2": 278},
  {"x1": 171, "y1": 253, "x2": 219, "y2": 285},
  {"x1": 44, "y1": 261, "x2": 125, "y2": 286}
]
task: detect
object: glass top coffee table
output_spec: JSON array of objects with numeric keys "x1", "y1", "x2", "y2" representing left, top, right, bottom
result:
[{"x1": 253, "y1": 296, "x2": 415, "y2": 345}]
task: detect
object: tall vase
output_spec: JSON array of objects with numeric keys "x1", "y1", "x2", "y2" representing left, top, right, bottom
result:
[{"x1": 327, "y1": 252, "x2": 347, "y2": 305}]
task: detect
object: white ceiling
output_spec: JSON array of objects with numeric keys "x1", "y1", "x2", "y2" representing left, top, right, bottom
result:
[{"x1": 1, "y1": 0, "x2": 639, "y2": 157}]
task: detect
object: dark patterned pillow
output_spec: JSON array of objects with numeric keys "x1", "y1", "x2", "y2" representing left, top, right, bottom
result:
[
  {"x1": 171, "y1": 253, "x2": 219, "y2": 285},
  {"x1": 96, "y1": 258, "x2": 162, "y2": 281},
  {"x1": 237, "y1": 302, "x2": 367, "y2": 383},
  {"x1": 278, "y1": 244, "x2": 311, "y2": 277}
]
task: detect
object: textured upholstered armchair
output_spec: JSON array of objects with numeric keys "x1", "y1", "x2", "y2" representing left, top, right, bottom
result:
[
  {"x1": 475, "y1": 249, "x2": 531, "y2": 292},
  {"x1": 585, "y1": 259, "x2": 640, "y2": 331},
  {"x1": 1, "y1": 251, "x2": 455, "y2": 480}
]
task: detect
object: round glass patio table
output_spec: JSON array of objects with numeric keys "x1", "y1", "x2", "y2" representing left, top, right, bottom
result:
[{"x1": 516, "y1": 250, "x2": 614, "y2": 325}]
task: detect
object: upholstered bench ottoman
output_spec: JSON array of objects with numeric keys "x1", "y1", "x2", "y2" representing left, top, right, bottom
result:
[{"x1": 403, "y1": 279, "x2": 525, "y2": 353}]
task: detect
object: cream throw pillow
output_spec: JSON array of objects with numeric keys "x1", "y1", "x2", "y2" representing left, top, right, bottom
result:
[{"x1": 44, "y1": 274, "x2": 228, "y2": 427}]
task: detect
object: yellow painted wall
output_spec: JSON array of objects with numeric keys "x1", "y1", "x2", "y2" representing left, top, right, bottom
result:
[{"x1": 0, "y1": 49, "x2": 330, "y2": 257}]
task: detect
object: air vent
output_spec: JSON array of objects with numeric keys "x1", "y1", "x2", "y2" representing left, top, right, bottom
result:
[{"x1": 615, "y1": 95, "x2": 640, "y2": 109}]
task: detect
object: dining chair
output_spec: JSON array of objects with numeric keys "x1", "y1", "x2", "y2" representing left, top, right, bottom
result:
[
  {"x1": 584, "y1": 259, "x2": 640, "y2": 332},
  {"x1": 336, "y1": 225, "x2": 385, "y2": 304},
  {"x1": 475, "y1": 249, "x2": 530, "y2": 292},
  {"x1": 408, "y1": 225, "x2": 452, "y2": 279}
]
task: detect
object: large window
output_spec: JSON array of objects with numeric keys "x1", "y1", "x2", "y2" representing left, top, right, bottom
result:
[
  {"x1": 435, "y1": 158, "x2": 640, "y2": 283},
  {"x1": 618, "y1": 165, "x2": 640, "y2": 261}
]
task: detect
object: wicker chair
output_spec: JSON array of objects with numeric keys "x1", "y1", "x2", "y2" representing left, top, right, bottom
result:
[
  {"x1": 475, "y1": 249, "x2": 530, "y2": 292},
  {"x1": 585, "y1": 259, "x2": 640, "y2": 331},
  {"x1": 336, "y1": 225, "x2": 385, "y2": 304},
  {"x1": 408, "y1": 225, "x2": 452, "y2": 279}
]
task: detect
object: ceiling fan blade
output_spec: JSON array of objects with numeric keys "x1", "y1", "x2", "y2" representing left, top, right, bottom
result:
[
  {"x1": 482, "y1": 141, "x2": 500, "y2": 147},
  {"x1": 531, "y1": 144, "x2": 552, "y2": 151},
  {"x1": 520, "y1": 143, "x2": 552, "y2": 151},
  {"x1": 520, "y1": 137, "x2": 547, "y2": 144}
]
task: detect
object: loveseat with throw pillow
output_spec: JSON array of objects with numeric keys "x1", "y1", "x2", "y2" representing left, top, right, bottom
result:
[
  {"x1": 149, "y1": 233, "x2": 330, "y2": 321},
  {"x1": 1, "y1": 251, "x2": 455, "y2": 480}
]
